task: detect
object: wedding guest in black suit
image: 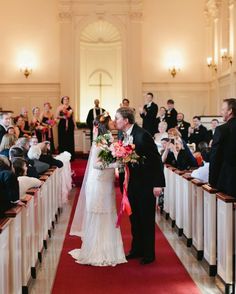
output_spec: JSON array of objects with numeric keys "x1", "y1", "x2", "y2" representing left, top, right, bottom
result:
[
  {"x1": 139, "y1": 92, "x2": 158, "y2": 136},
  {"x1": 115, "y1": 107, "x2": 165, "y2": 264},
  {"x1": 209, "y1": 98, "x2": 236, "y2": 198},
  {"x1": 155, "y1": 106, "x2": 166, "y2": 133},
  {"x1": 188, "y1": 116, "x2": 208, "y2": 149},
  {"x1": 176, "y1": 113, "x2": 190, "y2": 142},
  {"x1": 0, "y1": 112, "x2": 11, "y2": 144},
  {"x1": 86, "y1": 99, "x2": 105, "y2": 144},
  {"x1": 165, "y1": 99, "x2": 177, "y2": 130},
  {"x1": 207, "y1": 118, "x2": 219, "y2": 144}
]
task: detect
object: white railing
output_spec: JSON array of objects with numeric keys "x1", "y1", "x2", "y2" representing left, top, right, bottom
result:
[
  {"x1": 0, "y1": 153, "x2": 72, "y2": 294},
  {"x1": 162, "y1": 165, "x2": 236, "y2": 293}
]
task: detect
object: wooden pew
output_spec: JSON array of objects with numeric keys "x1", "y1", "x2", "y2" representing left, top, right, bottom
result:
[
  {"x1": 202, "y1": 184, "x2": 218, "y2": 276},
  {"x1": 26, "y1": 187, "x2": 42, "y2": 274},
  {"x1": 5, "y1": 205, "x2": 23, "y2": 294},
  {"x1": 182, "y1": 173, "x2": 193, "y2": 247},
  {"x1": 168, "y1": 166, "x2": 177, "y2": 227},
  {"x1": 163, "y1": 164, "x2": 171, "y2": 219},
  {"x1": 20, "y1": 194, "x2": 34, "y2": 293},
  {"x1": 216, "y1": 192, "x2": 236, "y2": 293},
  {"x1": 0, "y1": 156, "x2": 71, "y2": 293},
  {"x1": 0, "y1": 218, "x2": 11, "y2": 294},
  {"x1": 174, "y1": 169, "x2": 186, "y2": 236},
  {"x1": 191, "y1": 178, "x2": 206, "y2": 260}
]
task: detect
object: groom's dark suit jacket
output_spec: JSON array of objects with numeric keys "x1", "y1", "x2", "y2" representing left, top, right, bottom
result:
[{"x1": 127, "y1": 124, "x2": 165, "y2": 259}]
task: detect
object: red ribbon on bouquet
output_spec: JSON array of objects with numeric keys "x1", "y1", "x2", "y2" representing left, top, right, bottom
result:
[{"x1": 116, "y1": 164, "x2": 132, "y2": 228}]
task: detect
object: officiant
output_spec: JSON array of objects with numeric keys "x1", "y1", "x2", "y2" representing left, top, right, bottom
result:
[{"x1": 86, "y1": 99, "x2": 105, "y2": 144}]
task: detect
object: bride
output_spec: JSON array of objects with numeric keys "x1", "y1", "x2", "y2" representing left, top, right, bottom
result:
[{"x1": 69, "y1": 113, "x2": 127, "y2": 266}]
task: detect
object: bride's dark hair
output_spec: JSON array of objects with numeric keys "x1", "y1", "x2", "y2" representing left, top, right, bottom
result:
[{"x1": 94, "y1": 112, "x2": 111, "y2": 136}]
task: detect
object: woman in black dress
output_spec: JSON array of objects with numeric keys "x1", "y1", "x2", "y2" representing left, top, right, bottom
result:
[
  {"x1": 56, "y1": 96, "x2": 75, "y2": 159},
  {"x1": 40, "y1": 102, "x2": 55, "y2": 153}
]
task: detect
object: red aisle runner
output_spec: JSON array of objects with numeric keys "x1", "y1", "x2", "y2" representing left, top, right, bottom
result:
[{"x1": 52, "y1": 160, "x2": 201, "y2": 294}]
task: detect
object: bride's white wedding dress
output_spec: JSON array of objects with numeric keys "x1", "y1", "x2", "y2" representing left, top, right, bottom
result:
[{"x1": 69, "y1": 143, "x2": 127, "y2": 266}]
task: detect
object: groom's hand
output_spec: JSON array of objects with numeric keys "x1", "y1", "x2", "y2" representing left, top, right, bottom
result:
[{"x1": 153, "y1": 187, "x2": 163, "y2": 197}]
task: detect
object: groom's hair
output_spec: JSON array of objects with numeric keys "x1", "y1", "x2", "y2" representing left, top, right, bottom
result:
[{"x1": 116, "y1": 107, "x2": 135, "y2": 124}]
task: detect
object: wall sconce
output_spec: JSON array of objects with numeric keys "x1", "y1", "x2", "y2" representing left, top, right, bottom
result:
[
  {"x1": 20, "y1": 67, "x2": 32, "y2": 78},
  {"x1": 220, "y1": 48, "x2": 232, "y2": 65},
  {"x1": 169, "y1": 66, "x2": 180, "y2": 78},
  {"x1": 207, "y1": 57, "x2": 217, "y2": 72}
]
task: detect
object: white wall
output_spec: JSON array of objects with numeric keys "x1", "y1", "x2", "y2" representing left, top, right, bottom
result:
[
  {"x1": 142, "y1": 0, "x2": 207, "y2": 83},
  {"x1": 0, "y1": 0, "x2": 60, "y2": 83}
]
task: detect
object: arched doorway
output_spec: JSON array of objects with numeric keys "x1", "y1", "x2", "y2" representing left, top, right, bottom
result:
[{"x1": 79, "y1": 20, "x2": 122, "y2": 121}]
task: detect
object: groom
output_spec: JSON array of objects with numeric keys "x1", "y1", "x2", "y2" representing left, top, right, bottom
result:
[{"x1": 115, "y1": 107, "x2": 165, "y2": 265}]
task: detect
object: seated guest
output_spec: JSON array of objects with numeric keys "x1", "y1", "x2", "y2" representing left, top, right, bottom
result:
[
  {"x1": 29, "y1": 136, "x2": 38, "y2": 147},
  {"x1": 162, "y1": 138, "x2": 196, "y2": 170},
  {"x1": 0, "y1": 112, "x2": 11, "y2": 143},
  {"x1": 188, "y1": 116, "x2": 208, "y2": 149},
  {"x1": 176, "y1": 113, "x2": 190, "y2": 142},
  {"x1": 7, "y1": 126, "x2": 17, "y2": 136},
  {"x1": 0, "y1": 156, "x2": 23, "y2": 217},
  {"x1": 207, "y1": 118, "x2": 219, "y2": 143},
  {"x1": 193, "y1": 141, "x2": 209, "y2": 167},
  {"x1": 27, "y1": 145, "x2": 50, "y2": 174},
  {"x1": 165, "y1": 99, "x2": 178, "y2": 130},
  {"x1": 9, "y1": 146, "x2": 39, "y2": 178},
  {"x1": 15, "y1": 137, "x2": 30, "y2": 157},
  {"x1": 160, "y1": 138, "x2": 170, "y2": 156},
  {"x1": 191, "y1": 144, "x2": 210, "y2": 183},
  {"x1": 12, "y1": 157, "x2": 41, "y2": 198},
  {"x1": 38, "y1": 141, "x2": 63, "y2": 168},
  {"x1": 0, "y1": 134, "x2": 17, "y2": 157},
  {"x1": 154, "y1": 121, "x2": 168, "y2": 153}
]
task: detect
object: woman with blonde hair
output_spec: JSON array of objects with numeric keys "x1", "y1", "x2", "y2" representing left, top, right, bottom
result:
[
  {"x1": 0, "y1": 133, "x2": 17, "y2": 157},
  {"x1": 154, "y1": 121, "x2": 168, "y2": 152}
]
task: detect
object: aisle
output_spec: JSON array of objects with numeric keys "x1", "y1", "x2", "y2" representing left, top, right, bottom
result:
[{"x1": 52, "y1": 160, "x2": 201, "y2": 294}]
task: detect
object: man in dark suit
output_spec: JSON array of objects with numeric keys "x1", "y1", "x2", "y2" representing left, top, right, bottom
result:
[
  {"x1": 176, "y1": 112, "x2": 190, "y2": 142},
  {"x1": 165, "y1": 99, "x2": 177, "y2": 130},
  {"x1": 188, "y1": 116, "x2": 208, "y2": 149},
  {"x1": 86, "y1": 99, "x2": 105, "y2": 144},
  {"x1": 209, "y1": 98, "x2": 236, "y2": 198},
  {"x1": 115, "y1": 107, "x2": 165, "y2": 265},
  {"x1": 207, "y1": 118, "x2": 219, "y2": 143},
  {"x1": 139, "y1": 92, "x2": 158, "y2": 136},
  {"x1": 0, "y1": 112, "x2": 11, "y2": 144}
]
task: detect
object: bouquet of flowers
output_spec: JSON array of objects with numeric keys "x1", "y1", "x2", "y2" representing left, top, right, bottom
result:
[
  {"x1": 94, "y1": 133, "x2": 115, "y2": 169},
  {"x1": 110, "y1": 140, "x2": 140, "y2": 169},
  {"x1": 46, "y1": 119, "x2": 56, "y2": 127}
]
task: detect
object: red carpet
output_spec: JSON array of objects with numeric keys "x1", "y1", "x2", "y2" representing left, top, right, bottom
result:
[
  {"x1": 71, "y1": 158, "x2": 88, "y2": 186},
  {"x1": 52, "y1": 160, "x2": 201, "y2": 294}
]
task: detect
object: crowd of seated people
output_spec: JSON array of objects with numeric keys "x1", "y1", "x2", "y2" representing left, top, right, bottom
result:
[{"x1": 0, "y1": 140, "x2": 63, "y2": 216}]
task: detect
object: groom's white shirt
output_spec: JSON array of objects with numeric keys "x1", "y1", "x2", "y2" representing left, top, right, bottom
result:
[{"x1": 124, "y1": 124, "x2": 134, "y2": 145}]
